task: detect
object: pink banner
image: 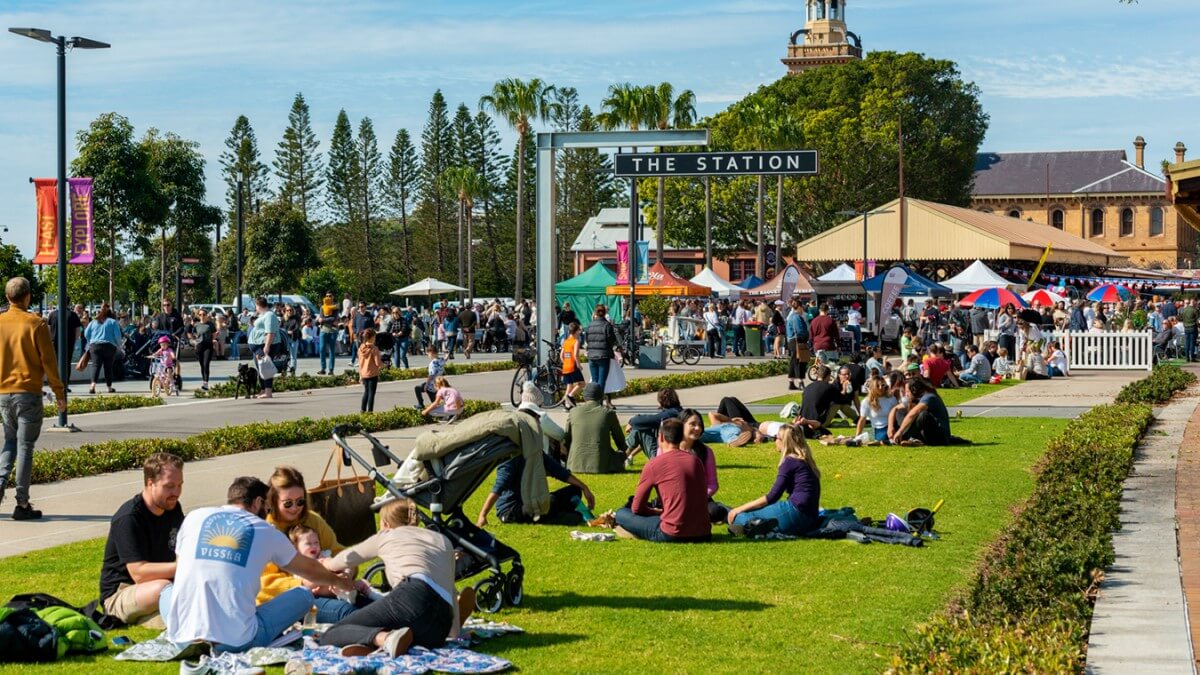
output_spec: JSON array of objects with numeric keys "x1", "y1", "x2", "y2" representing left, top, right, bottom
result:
[
  {"x1": 30, "y1": 177, "x2": 94, "y2": 265},
  {"x1": 615, "y1": 241, "x2": 630, "y2": 285},
  {"x1": 68, "y1": 177, "x2": 94, "y2": 264}
]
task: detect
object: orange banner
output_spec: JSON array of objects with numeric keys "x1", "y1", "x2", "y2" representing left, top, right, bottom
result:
[{"x1": 33, "y1": 178, "x2": 57, "y2": 264}]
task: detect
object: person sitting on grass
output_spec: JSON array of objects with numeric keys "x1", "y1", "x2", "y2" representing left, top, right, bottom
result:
[
  {"x1": 614, "y1": 418, "x2": 712, "y2": 543},
  {"x1": 852, "y1": 378, "x2": 898, "y2": 444},
  {"x1": 420, "y1": 376, "x2": 463, "y2": 420},
  {"x1": 890, "y1": 377, "x2": 955, "y2": 447},
  {"x1": 726, "y1": 424, "x2": 821, "y2": 538},
  {"x1": 624, "y1": 388, "x2": 683, "y2": 464},
  {"x1": 1045, "y1": 341, "x2": 1070, "y2": 377},
  {"x1": 678, "y1": 409, "x2": 730, "y2": 523},
  {"x1": 161, "y1": 477, "x2": 353, "y2": 653},
  {"x1": 98, "y1": 452, "x2": 184, "y2": 629},
  {"x1": 828, "y1": 365, "x2": 861, "y2": 425},
  {"x1": 564, "y1": 383, "x2": 628, "y2": 474},
  {"x1": 792, "y1": 365, "x2": 837, "y2": 439},
  {"x1": 957, "y1": 343, "x2": 992, "y2": 385},
  {"x1": 320, "y1": 498, "x2": 476, "y2": 658},
  {"x1": 413, "y1": 345, "x2": 445, "y2": 409}
]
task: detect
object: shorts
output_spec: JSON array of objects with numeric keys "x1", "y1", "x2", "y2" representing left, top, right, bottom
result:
[
  {"x1": 102, "y1": 583, "x2": 165, "y2": 629},
  {"x1": 562, "y1": 370, "x2": 585, "y2": 384}
]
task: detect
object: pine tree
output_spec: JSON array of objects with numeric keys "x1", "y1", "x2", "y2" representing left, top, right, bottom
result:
[
  {"x1": 325, "y1": 109, "x2": 359, "y2": 227},
  {"x1": 273, "y1": 93, "x2": 323, "y2": 222},
  {"x1": 220, "y1": 115, "x2": 270, "y2": 221},
  {"x1": 449, "y1": 103, "x2": 476, "y2": 171},
  {"x1": 384, "y1": 128, "x2": 419, "y2": 284},
  {"x1": 355, "y1": 117, "x2": 383, "y2": 298},
  {"x1": 471, "y1": 111, "x2": 507, "y2": 295},
  {"x1": 416, "y1": 91, "x2": 452, "y2": 278}
]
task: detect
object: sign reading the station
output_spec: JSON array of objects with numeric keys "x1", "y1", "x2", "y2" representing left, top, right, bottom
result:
[{"x1": 614, "y1": 150, "x2": 818, "y2": 177}]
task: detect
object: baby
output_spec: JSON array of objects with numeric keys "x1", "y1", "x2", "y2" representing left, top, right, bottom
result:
[{"x1": 289, "y1": 525, "x2": 382, "y2": 603}]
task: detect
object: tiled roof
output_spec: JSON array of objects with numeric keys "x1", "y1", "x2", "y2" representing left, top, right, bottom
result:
[{"x1": 973, "y1": 150, "x2": 1165, "y2": 196}]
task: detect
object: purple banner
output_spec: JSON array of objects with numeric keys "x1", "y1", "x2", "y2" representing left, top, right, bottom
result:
[{"x1": 68, "y1": 177, "x2": 95, "y2": 264}]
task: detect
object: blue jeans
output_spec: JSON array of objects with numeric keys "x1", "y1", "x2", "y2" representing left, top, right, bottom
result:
[
  {"x1": 287, "y1": 339, "x2": 299, "y2": 372},
  {"x1": 445, "y1": 334, "x2": 458, "y2": 356},
  {"x1": 733, "y1": 499, "x2": 812, "y2": 536},
  {"x1": 159, "y1": 584, "x2": 313, "y2": 653},
  {"x1": 701, "y1": 423, "x2": 742, "y2": 445},
  {"x1": 872, "y1": 427, "x2": 889, "y2": 442},
  {"x1": 589, "y1": 357, "x2": 611, "y2": 388},
  {"x1": 0, "y1": 393, "x2": 43, "y2": 505},
  {"x1": 314, "y1": 596, "x2": 357, "y2": 624},
  {"x1": 958, "y1": 373, "x2": 984, "y2": 385},
  {"x1": 320, "y1": 332, "x2": 337, "y2": 372},
  {"x1": 396, "y1": 338, "x2": 410, "y2": 369},
  {"x1": 615, "y1": 507, "x2": 709, "y2": 543},
  {"x1": 846, "y1": 325, "x2": 861, "y2": 352},
  {"x1": 228, "y1": 331, "x2": 243, "y2": 360},
  {"x1": 1187, "y1": 330, "x2": 1197, "y2": 361}
]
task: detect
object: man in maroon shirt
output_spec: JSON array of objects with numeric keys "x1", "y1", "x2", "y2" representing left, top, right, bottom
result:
[
  {"x1": 922, "y1": 344, "x2": 954, "y2": 389},
  {"x1": 808, "y1": 304, "x2": 840, "y2": 366},
  {"x1": 614, "y1": 418, "x2": 711, "y2": 543}
]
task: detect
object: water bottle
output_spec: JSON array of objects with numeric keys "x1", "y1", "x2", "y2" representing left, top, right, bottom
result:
[{"x1": 301, "y1": 605, "x2": 317, "y2": 636}]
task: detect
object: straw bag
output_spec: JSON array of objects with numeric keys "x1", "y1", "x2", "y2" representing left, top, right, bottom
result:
[{"x1": 307, "y1": 446, "x2": 378, "y2": 546}]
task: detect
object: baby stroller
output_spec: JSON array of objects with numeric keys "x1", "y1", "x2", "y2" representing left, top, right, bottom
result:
[
  {"x1": 331, "y1": 424, "x2": 525, "y2": 614},
  {"x1": 375, "y1": 331, "x2": 395, "y2": 369}
]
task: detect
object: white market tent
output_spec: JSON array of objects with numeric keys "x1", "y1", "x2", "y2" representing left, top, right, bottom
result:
[
  {"x1": 390, "y1": 278, "x2": 467, "y2": 307},
  {"x1": 942, "y1": 260, "x2": 1024, "y2": 294},
  {"x1": 818, "y1": 263, "x2": 857, "y2": 281},
  {"x1": 690, "y1": 267, "x2": 742, "y2": 298}
]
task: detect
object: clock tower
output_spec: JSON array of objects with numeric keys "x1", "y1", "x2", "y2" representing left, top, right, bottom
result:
[{"x1": 783, "y1": 0, "x2": 863, "y2": 74}]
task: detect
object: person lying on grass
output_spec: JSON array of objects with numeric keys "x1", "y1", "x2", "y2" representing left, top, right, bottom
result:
[
  {"x1": 677, "y1": 409, "x2": 730, "y2": 523},
  {"x1": 726, "y1": 424, "x2": 821, "y2": 538},
  {"x1": 624, "y1": 388, "x2": 683, "y2": 463},
  {"x1": 319, "y1": 498, "x2": 476, "y2": 658},
  {"x1": 614, "y1": 418, "x2": 712, "y2": 543},
  {"x1": 704, "y1": 396, "x2": 768, "y2": 447}
]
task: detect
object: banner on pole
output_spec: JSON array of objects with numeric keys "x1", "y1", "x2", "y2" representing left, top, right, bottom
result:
[
  {"x1": 615, "y1": 241, "x2": 631, "y2": 284},
  {"x1": 778, "y1": 265, "x2": 800, "y2": 302},
  {"x1": 32, "y1": 177, "x2": 95, "y2": 265},
  {"x1": 635, "y1": 241, "x2": 649, "y2": 284},
  {"x1": 878, "y1": 266, "x2": 909, "y2": 327}
]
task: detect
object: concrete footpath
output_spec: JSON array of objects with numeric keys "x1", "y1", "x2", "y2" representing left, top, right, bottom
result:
[{"x1": 1086, "y1": 374, "x2": 1200, "y2": 673}]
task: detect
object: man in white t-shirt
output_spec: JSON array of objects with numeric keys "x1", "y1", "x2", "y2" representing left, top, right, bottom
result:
[
  {"x1": 845, "y1": 302, "x2": 863, "y2": 353},
  {"x1": 160, "y1": 477, "x2": 353, "y2": 652}
]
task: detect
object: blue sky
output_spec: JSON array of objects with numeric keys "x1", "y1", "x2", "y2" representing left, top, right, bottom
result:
[{"x1": 1, "y1": 0, "x2": 1197, "y2": 256}]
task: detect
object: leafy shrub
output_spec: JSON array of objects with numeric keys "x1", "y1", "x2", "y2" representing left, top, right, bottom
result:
[
  {"x1": 44, "y1": 395, "x2": 164, "y2": 419},
  {"x1": 890, "y1": 402, "x2": 1154, "y2": 672},
  {"x1": 194, "y1": 360, "x2": 514, "y2": 399},
  {"x1": 1115, "y1": 364, "x2": 1195, "y2": 404},
  {"x1": 616, "y1": 359, "x2": 789, "y2": 397},
  {"x1": 31, "y1": 400, "x2": 498, "y2": 485}
]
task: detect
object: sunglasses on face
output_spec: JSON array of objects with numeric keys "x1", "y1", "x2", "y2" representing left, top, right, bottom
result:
[{"x1": 281, "y1": 498, "x2": 306, "y2": 509}]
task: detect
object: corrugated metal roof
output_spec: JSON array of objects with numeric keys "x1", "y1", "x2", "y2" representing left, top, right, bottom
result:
[
  {"x1": 973, "y1": 150, "x2": 1164, "y2": 196},
  {"x1": 916, "y1": 200, "x2": 1117, "y2": 257},
  {"x1": 570, "y1": 207, "x2": 674, "y2": 252}
]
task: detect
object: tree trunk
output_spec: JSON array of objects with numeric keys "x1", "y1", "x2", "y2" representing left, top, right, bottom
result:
[
  {"x1": 756, "y1": 175, "x2": 765, "y2": 278},
  {"x1": 482, "y1": 196, "x2": 503, "y2": 295},
  {"x1": 775, "y1": 175, "x2": 785, "y2": 274},
  {"x1": 467, "y1": 209, "x2": 474, "y2": 301},
  {"x1": 514, "y1": 135, "x2": 526, "y2": 303},
  {"x1": 400, "y1": 204, "x2": 413, "y2": 284},
  {"x1": 160, "y1": 224, "x2": 167, "y2": 301},
  {"x1": 108, "y1": 226, "x2": 116, "y2": 308},
  {"x1": 656, "y1": 176, "x2": 665, "y2": 263},
  {"x1": 456, "y1": 196, "x2": 464, "y2": 302},
  {"x1": 364, "y1": 181, "x2": 373, "y2": 299}
]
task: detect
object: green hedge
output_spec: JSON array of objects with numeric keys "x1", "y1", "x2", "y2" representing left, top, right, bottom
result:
[
  {"x1": 615, "y1": 359, "x2": 789, "y2": 398},
  {"x1": 44, "y1": 394, "x2": 164, "y2": 419},
  {"x1": 193, "y1": 359, "x2": 515, "y2": 399},
  {"x1": 890, "y1": 365, "x2": 1194, "y2": 672},
  {"x1": 1114, "y1": 364, "x2": 1196, "y2": 405},
  {"x1": 31, "y1": 400, "x2": 498, "y2": 485}
]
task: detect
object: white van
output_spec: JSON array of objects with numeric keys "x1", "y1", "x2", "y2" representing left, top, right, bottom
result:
[{"x1": 232, "y1": 294, "x2": 319, "y2": 316}]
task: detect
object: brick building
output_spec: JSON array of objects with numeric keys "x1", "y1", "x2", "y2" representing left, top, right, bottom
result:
[{"x1": 971, "y1": 139, "x2": 1198, "y2": 269}]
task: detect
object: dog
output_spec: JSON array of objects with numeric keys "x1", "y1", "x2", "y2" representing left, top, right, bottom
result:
[{"x1": 234, "y1": 363, "x2": 261, "y2": 400}]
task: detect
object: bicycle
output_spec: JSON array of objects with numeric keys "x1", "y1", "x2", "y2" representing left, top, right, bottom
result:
[
  {"x1": 510, "y1": 339, "x2": 565, "y2": 408},
  {"x1": 667, "y1": 343, "x2": 702, "y2": 365}
]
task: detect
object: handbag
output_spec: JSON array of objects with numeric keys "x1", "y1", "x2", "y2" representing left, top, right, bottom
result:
[
  {"x1": 604, "y1": 356, "x2": 626, "y2": 394},
  {"x1": 795, "y1": 341, "x2": 812, "y2": 362},
  {"x1": 75, "y1": 350, "x2": 91, "y2": 372},
  {"x1": 255, "y1": 353, "x2": 278, "y2": 379},
  {"x1": 307, "y1": 446, "x2": 378, "y2": 546}
]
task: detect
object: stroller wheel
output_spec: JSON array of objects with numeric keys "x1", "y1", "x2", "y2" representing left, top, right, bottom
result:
[
  {"x1": 473, "y1": 578, "x2": 504, "y2": 614},
  {"x1": 362, "y1": 561, "x2": 391, "y2": 593},
  {"x1": 504, "y1": 569, "x2": 524, "y2": 607}
]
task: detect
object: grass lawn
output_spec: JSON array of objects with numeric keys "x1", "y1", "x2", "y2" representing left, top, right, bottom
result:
[
  {"x1": 0, "y1": 415, "x2": 1067, "y2": 674},
  {"x1": 753, "y1": 378, "x2": 1022, "y2": 410}
]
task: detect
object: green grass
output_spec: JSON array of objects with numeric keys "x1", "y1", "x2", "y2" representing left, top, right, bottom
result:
[
  {"x1": 0, "y1": 415, "x2": 1067, "y2": 674},
  {"x1": 753, "y1": 379, "x2": 1021, "y2": 410}
]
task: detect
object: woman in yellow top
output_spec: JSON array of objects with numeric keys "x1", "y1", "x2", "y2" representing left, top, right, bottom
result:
[
  {"x1": 560, "y1": 322, "x2": 584, "y2": 408},
  {"x1": 257, "y1": 466, "x2": 361, "y2": 623}
]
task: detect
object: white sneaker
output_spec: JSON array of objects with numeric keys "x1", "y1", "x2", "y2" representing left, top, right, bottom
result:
[{"x1": 180, "y1": 657, "x2": 217, "y2": 675}]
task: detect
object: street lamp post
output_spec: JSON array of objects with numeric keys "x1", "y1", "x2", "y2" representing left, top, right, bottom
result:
[
  {"x1": 10, "y1": 27, "x2": 109, "y2": 431},
  {"x1": 837, "y1": 207, "x2": 893, "y2": 281}
]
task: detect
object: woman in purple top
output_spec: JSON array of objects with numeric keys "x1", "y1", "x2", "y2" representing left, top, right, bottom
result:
[
  {"x1": 678, "y1": 409, "x2": 730, "y2": 524},
  {"x1": 726, "y1": 424, "x2": 821, "y2": 537}
]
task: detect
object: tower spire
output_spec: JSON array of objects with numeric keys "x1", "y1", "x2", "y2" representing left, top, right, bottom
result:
[{"x1": 783, "y1": 0, "x2": 863, "y2": 75}]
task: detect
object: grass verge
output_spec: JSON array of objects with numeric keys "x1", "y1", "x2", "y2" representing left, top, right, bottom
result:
[
  {"x1": 0, "y1": 415, "x2": 1065, "y2": 674},
  {"x1": 44, "y1": 394, "x2": 164, "y2": 419}
]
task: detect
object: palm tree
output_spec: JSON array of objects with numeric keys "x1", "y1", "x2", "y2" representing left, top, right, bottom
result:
[
  {"x1": 596, "y1": 83, "x2": 651, "y2": 135},
  {"x1": 445, "y1": 166, "x2": 487, "y2": 301},
  {"x1": 646, "y1": 83, "x2": 697, "y2": 263},
  {"x1": 479, "y1": 78, "x2": 559, "y2": 302}
]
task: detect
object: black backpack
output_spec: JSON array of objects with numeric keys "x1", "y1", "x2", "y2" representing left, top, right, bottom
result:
[{"x1": 0, "y1": 607, "x2": 57, "y2": 662}]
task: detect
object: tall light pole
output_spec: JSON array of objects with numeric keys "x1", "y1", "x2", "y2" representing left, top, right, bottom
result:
[
  {"x1": 10, "y1": 27, "x2": 109, "y2": 431},
  {"x1": 837, "y1": 208, "x2": 893, "y2": 281}
]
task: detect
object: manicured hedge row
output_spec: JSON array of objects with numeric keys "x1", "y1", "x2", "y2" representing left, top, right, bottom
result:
[
  {"x1": 890, "y1": 365, "x2": 1195, "y2": 672},
  {"x1": 44, "y1": 394, "x2": 164, "y2": 419},
  {"x1": 614, "y1": 359, "x2": 789, "y2": 398},
  {"x1": 1115, "y1": 364, "x2": 1196, "y2": 405},
  {"x1": 31, "y1": 399, "x2": 499, "y2": 485},
  {"x1": 193, "y1": 359, "x2": 515, "y2": 399}
]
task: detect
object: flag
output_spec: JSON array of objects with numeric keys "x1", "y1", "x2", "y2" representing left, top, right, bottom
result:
[
  {"x1": 33, "y1": 179, "x2": 57, "y2": 264},
  {"x1": 635, "y1": 241, "x2": 650, "y2": 284},
  {"x1": 68, "y1": 178, "x2": 95, "y2": 264},
  {"x1": 31, "y1": 177, "x2": 96, "y2": 265},
  {"x1": 615, "y1": 241, "x2": 630, "y2": 284},
  {"x1": 878, "y1": 266, "x2": 909, "y2": 327}
]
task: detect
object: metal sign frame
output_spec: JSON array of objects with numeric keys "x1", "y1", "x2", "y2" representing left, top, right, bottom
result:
[{"x1": 614, "y1": 150, "x2": 819, "y2": 177}]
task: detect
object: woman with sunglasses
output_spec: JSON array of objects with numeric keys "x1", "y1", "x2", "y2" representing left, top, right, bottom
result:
[{"x1": 258, "y1": 466, "x2": 358, "y2": 623}]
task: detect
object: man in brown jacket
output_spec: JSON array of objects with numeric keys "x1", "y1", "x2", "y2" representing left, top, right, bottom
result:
[{"x1": 0, "y1": 277, "x2": 66, "y2": 520}]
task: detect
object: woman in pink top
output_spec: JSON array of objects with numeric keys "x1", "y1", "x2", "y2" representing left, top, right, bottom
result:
[
  {"x1": 421, "y1": 376, "x2": 463, "y2": 418},
  {"x1": 677, "y1": 409, "x2": 729, "y2": 524}
]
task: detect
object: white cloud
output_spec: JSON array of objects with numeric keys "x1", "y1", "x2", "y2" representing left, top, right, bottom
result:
[{"x1": 966, "y1": 53, "x2": 1200, "y2": 100}]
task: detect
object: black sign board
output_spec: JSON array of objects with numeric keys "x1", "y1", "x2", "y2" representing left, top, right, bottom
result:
[{"x1": 614, "y1": 150, "x2": 818, "y2": 178}]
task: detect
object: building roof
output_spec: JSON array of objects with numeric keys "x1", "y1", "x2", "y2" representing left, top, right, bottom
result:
[
  {"x1": 570, "y1": 207, "x2": 676, "y2": 252},
  {"x1": 973, "y1": 150, "x2": 1166, "y2": 196},
  {"x1": 794, "y1": 198, "x2": 1127, "y2": 268}
]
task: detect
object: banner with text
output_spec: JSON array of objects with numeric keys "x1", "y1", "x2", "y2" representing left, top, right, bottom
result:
[
  {"x1": 878, "y1": 266, "x2": 909, "y2": 327},
  {"x1": 635, "y1": 241, "x2": 649, "y2": 284},
  {"x1": 615, "y1": 241, "x2": 631, "y2": 284},
  {"x1": 32, "y1": 177, "x2": 95, "y2": 265},
  {"x1": 33, "y1": 179, "x2": 57, "y2": 264}
]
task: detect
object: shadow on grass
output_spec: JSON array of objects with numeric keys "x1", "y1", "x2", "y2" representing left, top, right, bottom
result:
[
  {"x1": 525, "y1": 591, "x2": 772, "y2": 613},
  {"x1": 486, "y1": 632, "x2": 587, "y2": 649}
]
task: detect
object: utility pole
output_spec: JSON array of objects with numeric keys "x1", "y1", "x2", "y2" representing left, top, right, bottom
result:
[{"x1": 235, "y1": 180, "x2": 244, "y2": 313}]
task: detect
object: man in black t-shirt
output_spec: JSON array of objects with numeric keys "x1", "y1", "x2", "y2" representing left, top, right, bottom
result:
[
  {"x1": 459, "y1": 304, "x2": 478, "y2": 359},
  {"x1": 795, "y1": 365, "x2": 838, "y2": 439},
  {"x1": 99, "y1": 453, "x2": 185, "y2": 628},
  {"x1": 48, "y1": 305, "x2": 82, "y2": 363}
]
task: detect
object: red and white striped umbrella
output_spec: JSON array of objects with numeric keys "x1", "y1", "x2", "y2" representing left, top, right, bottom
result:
[{"x1": 1022, "y1": 289, "x2": 1066, "y2": 307}]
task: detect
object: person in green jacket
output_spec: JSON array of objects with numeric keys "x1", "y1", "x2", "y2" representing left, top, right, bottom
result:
[{"x1": 564, "y1": 384, "x2": 628, "y2": 474}]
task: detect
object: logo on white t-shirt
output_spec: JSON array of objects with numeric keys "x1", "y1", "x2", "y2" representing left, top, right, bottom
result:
[{"x1": 195, "y1": 512, "x2": 255, "y2": 567}]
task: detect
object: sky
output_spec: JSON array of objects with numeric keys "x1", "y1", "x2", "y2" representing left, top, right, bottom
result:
[{"x1": 1, "y1": 0, "x2": 1197, "y2": 256}]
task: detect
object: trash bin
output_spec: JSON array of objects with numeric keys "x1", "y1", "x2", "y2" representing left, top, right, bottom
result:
[{"x1": 744, "y1": 324, "x2": 764, "y2": 357}]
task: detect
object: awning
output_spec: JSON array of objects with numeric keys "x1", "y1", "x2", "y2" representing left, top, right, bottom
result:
[
  {"x1": 741, "y1": 264, "x2": 816, "y2": 298},
  {"x1": 605, "y1": 262, "x2": 712, "y2": 297},
  {"x1": 690, "y1": 267, "x2": 742, "y2": 298},
  {"x1": 942, "y1": 260, "x2": 1019, "y2": 294},
  {"x1": 862, "y1": 264, "x2": 952, "y2": 297}
]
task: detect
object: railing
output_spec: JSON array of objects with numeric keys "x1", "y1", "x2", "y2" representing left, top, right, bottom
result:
[{"x1": 982, "y1": 329, "x2": 1153, "y2": 371}]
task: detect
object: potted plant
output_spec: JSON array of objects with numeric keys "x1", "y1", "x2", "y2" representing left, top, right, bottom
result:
[{"x1": 636, "y1": 294, "x2": 670, "y2": 369}]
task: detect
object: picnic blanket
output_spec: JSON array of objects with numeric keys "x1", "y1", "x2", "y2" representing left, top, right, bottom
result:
[{"x1": 291, "y1": 645, "x2": 512, "y2": 674}]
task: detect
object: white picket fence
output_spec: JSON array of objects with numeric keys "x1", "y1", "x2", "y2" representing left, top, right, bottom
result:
[{"x1": 982, "y1": 329, "x2": 1154, "y2": 371}]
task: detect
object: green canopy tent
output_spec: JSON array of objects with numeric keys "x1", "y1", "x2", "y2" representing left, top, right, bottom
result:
[{"x1": 555, "y1": 262, "x2": 623, "y2": 323}]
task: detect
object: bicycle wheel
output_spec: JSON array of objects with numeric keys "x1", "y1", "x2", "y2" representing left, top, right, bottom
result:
[
  {"x1": 682, "y1": 346, "x2": 702, "y2": 366},
  {"x1": 540, "y1": 366, "x2": 566, "y2": 408},
  {"x1": 668, "y1": 346, "x2": 683, "y2": 365},
  {"x1": 510, "y1": 366, "x2": 531, "y2": 407}
]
